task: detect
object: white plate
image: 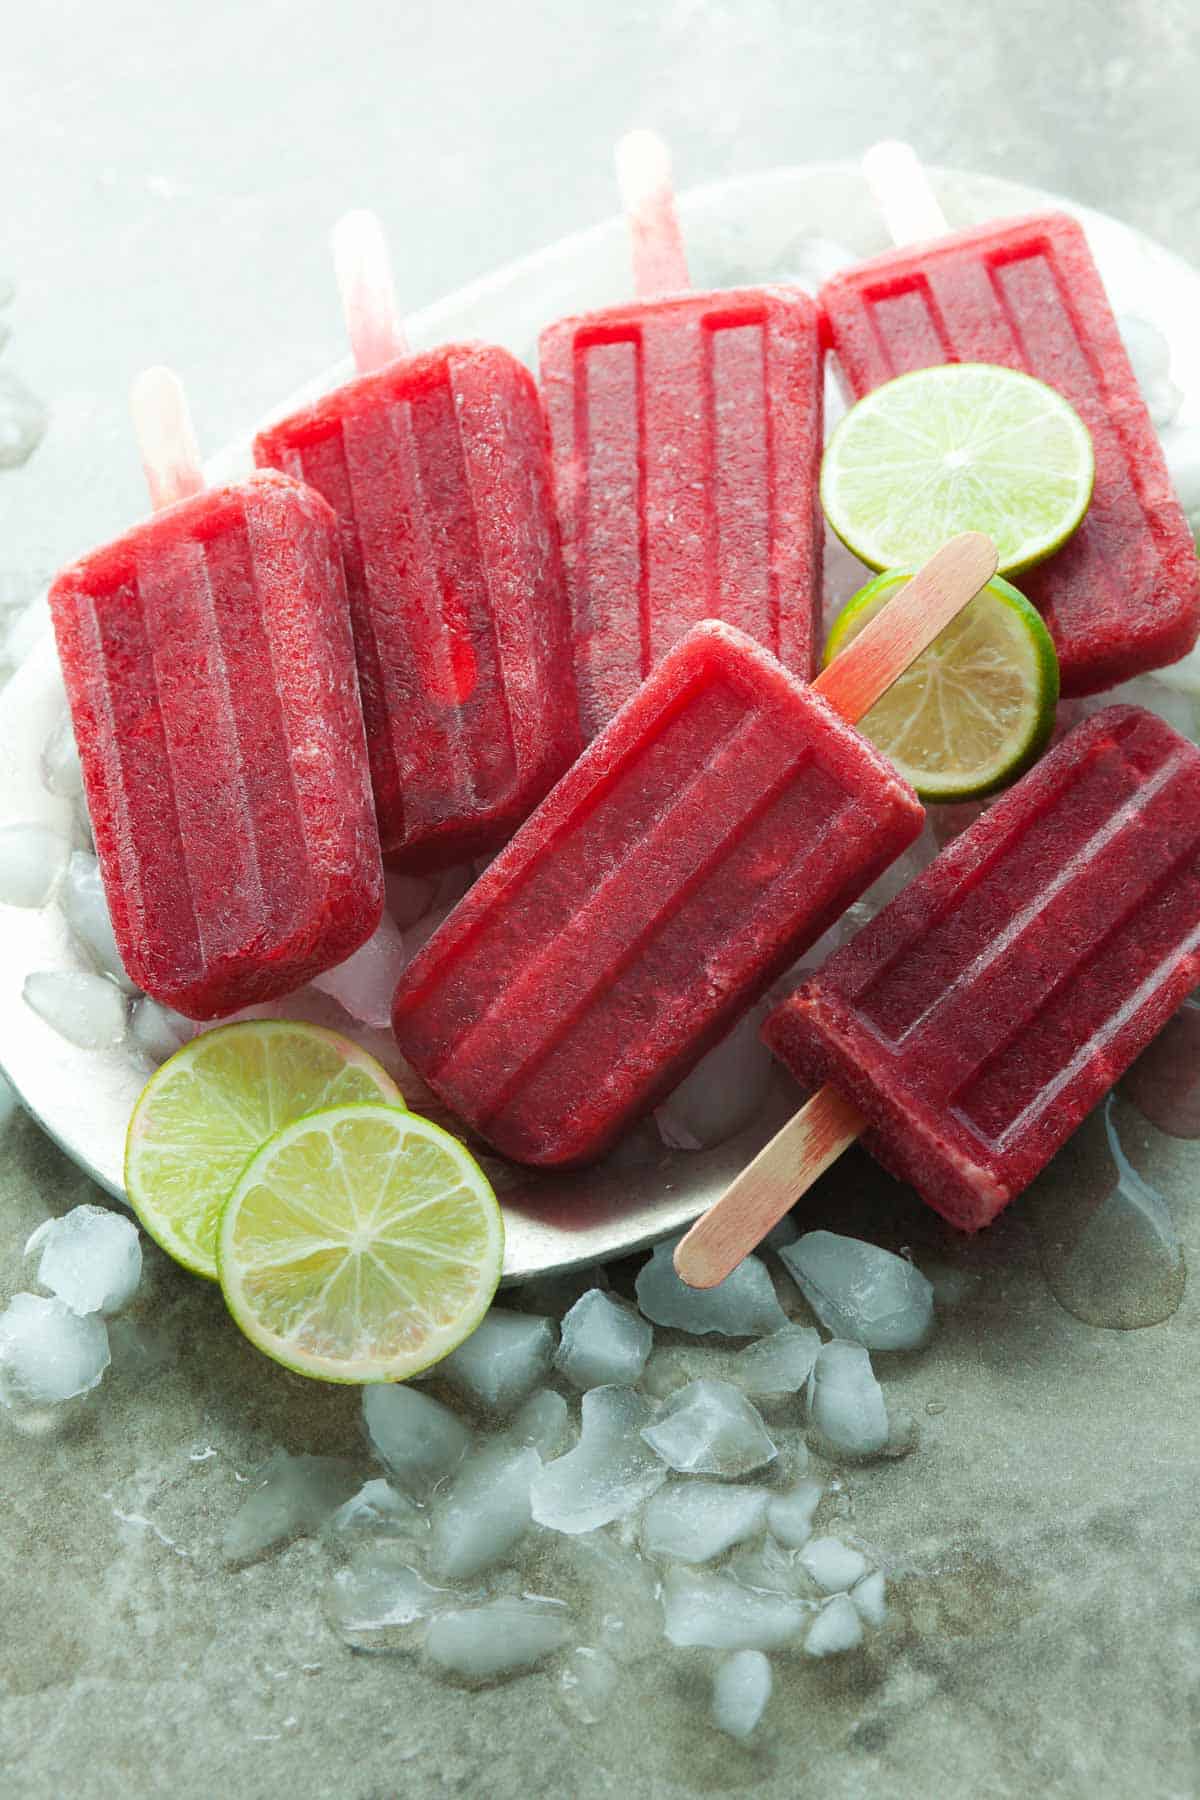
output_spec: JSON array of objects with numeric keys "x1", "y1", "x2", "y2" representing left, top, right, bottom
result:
[{"x1": 2, "y1": 160, "x2": 1198, "y2": 1281}]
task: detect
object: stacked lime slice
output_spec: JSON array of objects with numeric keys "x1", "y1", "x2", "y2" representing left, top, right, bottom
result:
[
  {"x1": 125, "y1": 1019, "x2": 503, "y2": 1383},
  {"x1": 825, "y1": 570, "x2": 1060, "y2": 800}
]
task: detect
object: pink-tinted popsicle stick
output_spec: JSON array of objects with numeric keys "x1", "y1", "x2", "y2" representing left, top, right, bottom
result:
[
  {"x1": 130, "y1": 366, "x2": 205, "y2": 511},
  {"x1": 331, "y1": 209, "x2": 409, "y2": 375},
  {"x1": 673, "y1": 531, "x2": 999, "y2": 1291},
  {"x1": 861, "y1": 140, "x2": 951, "y2": 247},
  {"x1": 615, "y1": 129, "x2": 690, "y2": 300}
]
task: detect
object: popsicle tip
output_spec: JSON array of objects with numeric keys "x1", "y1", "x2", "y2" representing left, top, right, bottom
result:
[
  {"x1": 129, "y1": 364, "x2": 203, "y2": 512},
  {"x1": 614, "y1": 128, "x2": 690, "y2": 299},
  {"x1": 861, "y1": 139, "x2": 950, "y2": 247},
  {"x1": 331, "y1": 206, "x2": 408, "y2": 374},
  {"x1": 615, "y1": 128, "x2": 673, "y2": 208}
]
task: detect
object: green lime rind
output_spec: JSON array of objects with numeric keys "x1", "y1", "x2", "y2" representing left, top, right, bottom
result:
[
  {"x1": 821, "y1": 362, "x2": 1095, "y2": 577},
  {"x1": 124, "y1": 1019, "x2": 405, "y2": 1281},
  {"x1": 216, "y1": 1101, "x2": 504, "y2": 1385},
  {"x1": 825, "y1": 568, "x2": 1060, "y2": 802}
]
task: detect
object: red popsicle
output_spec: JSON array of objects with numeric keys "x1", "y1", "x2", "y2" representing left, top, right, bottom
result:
[
  {"x1": 255, "y1": 212, "x2": 578, "y2": 869},
  {"x1": 677, "y1": 705, "x2": 1200, "y2": 1284},
  {"x1": 50, "y1": 369, "x2": 383, "y2": 1020},
  {"x1": 819, "y1": 142, "x2": 1200, "y2": 696},
  {"x1": 539, "y1": 132, "x2": 824, "y2": 741},
  {"x1": 392, "y1": 536, "x2": 997, "y2": 1168}
]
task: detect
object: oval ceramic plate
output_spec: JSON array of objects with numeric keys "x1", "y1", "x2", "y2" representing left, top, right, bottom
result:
[{"x1": 1, "y1": 161, "x2": 1198, "y2": 1281}]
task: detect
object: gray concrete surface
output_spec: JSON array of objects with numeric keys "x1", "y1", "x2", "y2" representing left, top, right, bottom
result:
[{"x1": 2, "y1": 3, "x2": 1200, "y2": 1796}]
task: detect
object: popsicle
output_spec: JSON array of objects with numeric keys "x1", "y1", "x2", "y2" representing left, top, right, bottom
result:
[
  {"x1": 254, "y1": 211, "x2": 578, "y2": 869},
  {"x1": 676, "y1": 704, "x2": 1200, "y2": 1284},
  {"x1": 539, "y1": 132, "x2": 824, "y2": 741},
  {"x1": 49, "y1": 369, "x2": 384, "y2": 1021},
  {"x1": 818, "y1": 142, "x2": 1200, "y2": 696},
  {"x1": 392, "y1": 535, "x2": 998, "y2": 1167}
]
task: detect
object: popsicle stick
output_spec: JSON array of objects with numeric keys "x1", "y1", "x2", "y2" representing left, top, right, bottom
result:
[
  {"x1": 615, "y1": 129, "x2": 690, "y2": 300},
  {"x1": 675, "y1": 1088, "x2": 866, "y2": 1289},
  {"x1": 331, "y1": 209, "x2": 409, "y2": 375},
  {"x1": 862, "y1": 140, "x2": 950, "y2": 247},
  {"x1": 813, "y1": 530, "x2": 997, "y2": 726},
  {"x1": 673, "y1": 530, "x2": 999, "y2": 1290},
  {"x1": 130, "y1": 366, "x2": 204, "y2": 511}
]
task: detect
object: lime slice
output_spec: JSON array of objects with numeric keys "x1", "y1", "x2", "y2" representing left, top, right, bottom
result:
[
  {"x1": 821, "y1": 363, "x2": 1094, "y2": 574},
  {"x1": 825, "y1": 568, "x2": 1060, "y2": 800},
  {"x1": 125, "y1": 1021, "x2": 404, "y2": 1280},
  {"x1": 216, "y1": 1103, "x2": 503, "y2": 1383}
]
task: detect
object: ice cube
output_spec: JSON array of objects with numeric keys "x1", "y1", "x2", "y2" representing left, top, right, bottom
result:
[
  {"x1": 1161, "y1": 422, "x2": 1200, "y2": 526},
  {"x1": 23, "y1": 970, "x2": 127, "y2": 1050},
  {"x1": 404, "y1": 901, "x2": 458, "y2": 959},
  {"x1": 0, "y1": 368, "x2": 48, "y2": 470},
  {"x1": 1118, "y1": 315, "x2": 1180, "y2": 426},
  {"x1": 312, "y1": 913, "x2": 408, "y2": 1030},
  {"x1": 725, "y1": 1533, "x2": 815, "y2": 1600},
  {"x1": 26, "y1": 1204, "x2": 142, "y2": 1315},
  {"x1": 850, "y1": 1569, "x2": 887, "y2": 1627},
  {"x1": 437, "y1": 1308, "x2": 557, "y2": 1414},
  {"x1": 60, "y1": 852, "x2": 136, "y2": 989},
  {"x1": 425, "y1": 1595, "x2": 573, "y2": 1683},
  {"x1": 804, "y1": 1593, "x2": 863, "y2": 1656},
  {"x1": 805, "y1": 1341, "x2": 889, "y2": 1459},
  {"x1": 41, "y1": 711, "x2": 83, "y2": 799},
  {"x1": 507, "y1": 1388, "x2": 570, "y2": 1460},
  {"x1": 0, "y1": 1293, "x2": 110, "y2": 1407},
  {"x1": 662, "y1": 1567, "x2": 812, "y2": 1651},
  {"x1": 766, "y1": 1480, "x2": 824, "y2": 1550},
  {"x1": 362, "y1": 1384, "x2": 471, "y2": 1492},
  {"x1": 384, "y1": 870, "x2": 437, "y2": 929},
  {"x1": 641, "y1": 1380, "x2": 777, "y2": 1478},
  {"x1": 654, "y1": 1007, "x2": 774, "y2": 1150},
  {"x1": 555, "y1": 1289, "x2": 652, "y2": 1390},
  {"x1": 635, "y1": 1236, "x2": 788, "y2": 1337},
  {"x1": 325, "y1": 1478, "x2": 426, "y2": 1545},
  {"x1": 798, "y1": 1536, "x2": 868, "y2": 1594},
  {"x1": 641, "y1": 1480, "x2": 768, "y2": 1563},
  {"x1": 782, "y1": 1231, "x2": 934, "y2": 1351},
  {"x1": 0, "y1": 823, "x2": 70, "y2": 907},
  {"x1": 326, "y1": 1546, "x2": 458, "y2": 1654},
  {"x1": 531, "y1": 1386, "x2": 667, "y2": 1535},
  {"x1": 3, "y1": 595, "x2": 49, "y2": 667},
  {"x1": 428, "y1": 1443, "x2": 539, "y2": 1580},
  {"x1": 552, "y1": 1532, "x2": 665, "y2": 1663},
  {"x1": 711, "y1": 1649, "x2": 772, "y2": 1741},
  {"x1": 557, "y1": 1646, "x2": 619, "y2": 1725},
  {"x1": 221, "y1": 1449, "x2": 360, "y2": 1564},
  {"x1": 729, "y1": 1325, "x2": 821, "y2": 1398},
  {"x1": 130, "y1": 997, "x2": 192, "y2": 1064}
]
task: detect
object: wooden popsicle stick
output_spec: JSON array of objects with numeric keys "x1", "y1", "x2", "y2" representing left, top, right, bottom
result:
[
  {"x1": 673, "y1": 531, "x2": 998, "y2": 1290},
  {"x1": 675, "y1": 1088, "x2": 866, "y2": 1289},
  {"x1": 130, "y1": 366, "x2": 205, "y2": 511},
  {"x1": 814, "y1": 531, "x2": 998, "y2": 726},
  {"x1": 331, "y1": 209, "x2": 409, "y2": 375},
  {"x1": 615, "y1": 129, "x2": 690, "y2": 300},
  {"x1": 861, "y1": 140, "x2": 951, "y2": 247}
]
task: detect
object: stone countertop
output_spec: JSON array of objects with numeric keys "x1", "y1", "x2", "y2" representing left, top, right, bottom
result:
[{"x1": 3, "y1": 4, "x2": 1200, "y2": 1797}]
